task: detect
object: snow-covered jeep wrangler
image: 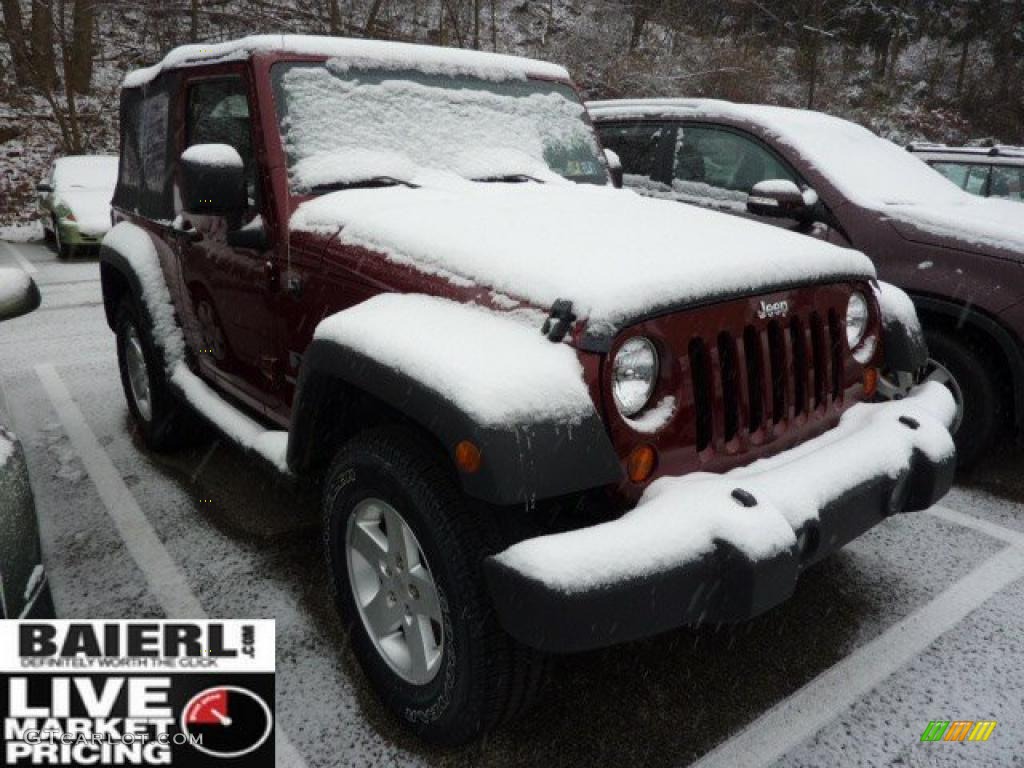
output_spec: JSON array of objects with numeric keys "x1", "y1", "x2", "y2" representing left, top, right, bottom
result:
[{"x1": 100, "y1": 35, "x2": 956, "y2": 745}]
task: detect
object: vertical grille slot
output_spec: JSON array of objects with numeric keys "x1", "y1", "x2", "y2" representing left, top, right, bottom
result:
[
  {"x1": 789, "y1": 317, "x2": 807, "y2": 417},
  {"x1": 689, "y1": 337, "x2": 713, "y2": 452},
  {"x1": 828, "y1": 309, "x2": 843, "y2": 399},
  {"x1": 810, "y1": 312, "x2": 827, "y2": 409},
  {"x1": 767, "y1": 320, "x2": 786, "y2": 424},
  {"x1": 743, "y1": 326, "x2": 764, "y2": 433},
  {"x1": 717, "y1": 332, "x2": 739, "y2": 443}
]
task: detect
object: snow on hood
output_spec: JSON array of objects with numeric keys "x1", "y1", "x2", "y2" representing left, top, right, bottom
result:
[
  {"x1": 589, "y1": 100, "x2": 1022, "y2": 257},
  {"x1": 61, "y1": 188, "x2": 113, "y2": 238},
  {"x1": 884, "y1": 197, "x2": 1024, "y2": 256},
  {"x1": 292, "y1": 175, "x2": 875, "y2": 333}
]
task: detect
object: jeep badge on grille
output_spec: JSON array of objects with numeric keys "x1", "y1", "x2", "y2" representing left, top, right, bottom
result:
[{"x1": 757, "y1": 300, "x2": 790, "y2": 320}]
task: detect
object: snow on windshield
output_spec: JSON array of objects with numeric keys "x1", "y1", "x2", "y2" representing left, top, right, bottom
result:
[
  {"x1": 273, "y1": 62, "x2": 606, "y2": 190},
  {"x1": 54, "y1": 155, "x2": 119, "y2": 191}
]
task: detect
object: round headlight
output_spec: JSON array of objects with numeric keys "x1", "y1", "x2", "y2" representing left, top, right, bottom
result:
[
  {"x1": 846, "y1": 291, "x2": 869, "y2": 349},
  {"x1": 613, "y1": 337, "x2": 658, "y2": 417}
]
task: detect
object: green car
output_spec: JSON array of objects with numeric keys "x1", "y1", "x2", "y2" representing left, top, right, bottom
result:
[{"x1": 38, "y1": 155, "x2": 119, "y2": 258}]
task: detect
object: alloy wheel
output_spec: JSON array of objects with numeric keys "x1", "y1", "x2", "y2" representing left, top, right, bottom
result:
[
  {"x1": 345, "y1": 498, "x2": 444, "y2": 685},
  {"x1": 124, "y1": 322, "x2": 153, "y2": 422}
]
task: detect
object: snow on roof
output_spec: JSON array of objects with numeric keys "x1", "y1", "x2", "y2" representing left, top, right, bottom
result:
[
  {"x1": 292, "y1": 175, "x2": 875, "y2": 335},
  {"x1": 124, "y1": 35, "x2": 570, "y2": 88},
  {"x1": 314, "y1": 293, "x2": 595, "y2": 427},
  {"x1": 588, "y1": 98, "x2": 1023, "y2": 254}
]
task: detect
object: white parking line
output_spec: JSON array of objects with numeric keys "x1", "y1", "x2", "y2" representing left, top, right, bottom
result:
[
  {"x1": 0, "y1": 241, "x2": 39, "y2": 274},
  {"x1": 927, "y1": 504, "x2": 1024, "y2": 549},
  {"x1": 688, "y1": 542, "x2": 1024, "y2": 768},
  {"x1": 34, "y1": 362, "x2": 309, "y2": 768}
]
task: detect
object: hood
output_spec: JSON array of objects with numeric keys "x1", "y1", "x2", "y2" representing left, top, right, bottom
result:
[
  {"x1": 292, "y1": 174, "x2": 876, "y2": 334},
  {"x1": 882, "y1": 197, "x2": 1024, "y2": 260},
  {"x1": 59, "y1": 188, "x2": 113, "y2": 237}
]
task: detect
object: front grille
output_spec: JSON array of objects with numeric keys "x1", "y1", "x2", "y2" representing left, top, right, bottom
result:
[{"x1": 688, "y1": 309, "x2": 843, "y2": 452}]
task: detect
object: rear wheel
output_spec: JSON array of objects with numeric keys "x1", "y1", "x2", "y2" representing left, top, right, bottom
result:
[
  {"x1": 322, "y1": 426, "x2": 548, "y2": 745},
  {"x1": 115, "y1": 298, "x2": 200, "y2": 451},
  {"x1": 924, "y1": 329, "x2": 1000, "y2": 469}
]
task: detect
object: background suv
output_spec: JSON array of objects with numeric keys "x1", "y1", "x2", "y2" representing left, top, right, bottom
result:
[
  {"x1": 591, "y1": 98, "x2": 1023, "y2": 466},
  {"x1": 907, "y1": 143, "x2": 1024, "y2": 202}
]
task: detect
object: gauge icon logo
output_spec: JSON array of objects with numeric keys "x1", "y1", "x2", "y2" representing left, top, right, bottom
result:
[{"x1": 182, "y1": 685, "x2": 274, "y2": 759}]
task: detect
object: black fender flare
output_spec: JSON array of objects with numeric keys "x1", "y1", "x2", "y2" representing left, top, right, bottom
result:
[
  {"x1": 99, "y1": 243, "x2": 146, "y2": 331},
  {"x1": 289, "y1": 338, "x2": 624, "y2": 506},
  {"x1": 912, "y1": 293, "x2": 1024, "y2": 428}
]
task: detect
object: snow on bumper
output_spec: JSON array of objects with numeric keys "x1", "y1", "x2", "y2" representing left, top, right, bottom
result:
[{"x1": 485, "y1": 381, "x2": 956, "y2": 652}]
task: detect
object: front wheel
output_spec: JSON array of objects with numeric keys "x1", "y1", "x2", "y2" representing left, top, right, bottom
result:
[
  {"x1": 322, "y1": 426, "x2": 548, "y2": 745},
  {"x1": 115, "y1": 299, "x2": 201, "y2": 451},
  {"x1": 53, "y1": 217, "x2": 72, "y2": 260},
  {"x1": 924, "y1": 329, "x2": 999, "y2": 468}
]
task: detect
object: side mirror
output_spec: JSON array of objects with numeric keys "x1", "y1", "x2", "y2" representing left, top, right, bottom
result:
[
  {"x1": 181, "y1": 144, "x2": 246, "y2": 218},
  {"x1": 747, "y1": 180, "x2": 817, "y2": 220},
  {"x1": 0, "y1": 268, "x2": 41, "y2": 322},
  {"x1": 37, "y1": 182, "x2": 53, "y2": 193},
  {"x1": 604, "y1": 148, "x2": 624, "y2": 189}
]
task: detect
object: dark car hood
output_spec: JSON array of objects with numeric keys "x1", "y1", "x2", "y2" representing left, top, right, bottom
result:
[{"x1": 881, "y1": 198, "x2": 1024, "y2": 260}]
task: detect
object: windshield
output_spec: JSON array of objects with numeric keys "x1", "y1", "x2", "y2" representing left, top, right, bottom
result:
[{"x1": 271, "y1": 62, "x2": 608, "y2": 191}]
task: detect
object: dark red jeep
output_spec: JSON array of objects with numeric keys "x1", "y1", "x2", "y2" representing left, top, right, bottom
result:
[
  {"x1": 100, "y1": 37, "x2": 955, "y2": 744},
  {"x1": 590, "y1": 98, "x2": 1024, "y2": 466}
]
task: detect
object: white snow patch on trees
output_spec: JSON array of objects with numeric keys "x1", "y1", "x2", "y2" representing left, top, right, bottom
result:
[
  {"x1": 313, "y1": 293, "x2": 595, "y2": 426},
  {"x1": 495, "y1": 380, "x2": 956, "y2": 593}
]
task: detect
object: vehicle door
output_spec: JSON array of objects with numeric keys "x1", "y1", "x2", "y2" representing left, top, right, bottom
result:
[
  {"x1": 177, "y1": 72, "x2": 285, "y2": 415},
  {"x1": 666, "y1": 123, "x2": 841, "y2": 242}
]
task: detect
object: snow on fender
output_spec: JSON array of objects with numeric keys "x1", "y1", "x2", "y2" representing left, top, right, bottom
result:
[{"x1": 290, "y1": 293, "x2": 623, "y2": 505}]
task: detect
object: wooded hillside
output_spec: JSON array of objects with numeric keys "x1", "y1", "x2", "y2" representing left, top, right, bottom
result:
[{"x1": 2, "y1": 0, "x2": 1021, "y2": 225}]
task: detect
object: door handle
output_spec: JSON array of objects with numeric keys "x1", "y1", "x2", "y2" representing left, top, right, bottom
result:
[{"x1": 263, "y1": 260, "x2": 280, "y2": 291}]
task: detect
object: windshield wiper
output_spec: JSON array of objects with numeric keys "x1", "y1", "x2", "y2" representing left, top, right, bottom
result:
[
  {"x1": 309, "y1": 176, "x2": 417, "y2": 193},
  {"x1": 472, "y1": 174, "x2": 544, "y2": 184}
]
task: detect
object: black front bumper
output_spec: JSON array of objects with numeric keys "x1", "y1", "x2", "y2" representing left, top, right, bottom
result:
[{"x1": 484, "y1": 393, "x2": 956, "y2": 653}]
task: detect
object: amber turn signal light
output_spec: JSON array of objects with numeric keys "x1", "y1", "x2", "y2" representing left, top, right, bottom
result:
[
  {"x1": 455, "y1": 440, "x2": 482, "y2": 473},
  {"x1": 627, "y1": 444, "x2": 657, "y2": 483},
  {"x1": 863, "y1": 367, "x2": 878, "y2": 398}
]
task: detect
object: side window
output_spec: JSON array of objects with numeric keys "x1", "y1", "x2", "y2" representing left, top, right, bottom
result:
[
  {"x1": 963, "y1": 165, "x2": 990, "y2": 196},
  {"x1": 990, "y1": 166, "x2": 1024, "y2": 201},
  {"x1": 186, "y1": 78, "x2": 256, "y2": 206},
  {"x1": 673, "y1": 126, "x2": 796, "y2": 209},
  {"x1": 930, "y1": 162, "x2": 969, "y2": 188},
  {"x1": 597, "y1": 123, "x2": 672, "y2": 191}
]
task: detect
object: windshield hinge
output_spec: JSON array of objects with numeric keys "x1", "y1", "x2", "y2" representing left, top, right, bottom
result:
[{"x1": 541, "y1": 299, "x2": 575, "y2": 343}]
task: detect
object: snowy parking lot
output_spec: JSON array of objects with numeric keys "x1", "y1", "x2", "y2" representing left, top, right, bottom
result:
[{"x1": 3, "y1": 238, "x2": 1024, "y2": 767}]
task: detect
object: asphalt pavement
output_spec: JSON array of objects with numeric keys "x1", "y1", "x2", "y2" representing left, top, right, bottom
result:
[{"x1": 2, "y1": 238, "x2": 1023, "y2": 767}]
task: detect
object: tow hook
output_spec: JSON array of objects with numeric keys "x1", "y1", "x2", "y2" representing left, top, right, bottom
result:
[{"x1": 541, "y1": 299, "x2": 575, "y2": 342}]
